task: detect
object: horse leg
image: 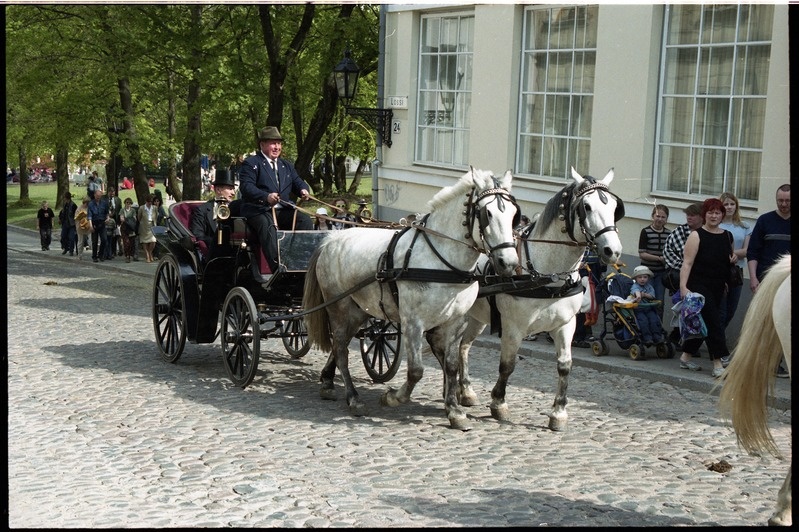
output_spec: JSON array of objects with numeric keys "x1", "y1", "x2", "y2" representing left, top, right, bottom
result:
[
  {"x1": 427, "y1": 322, "x2": 471, "y2": 430},
  {"x1": 489, "y1": 331, "x2": 523, "y2": 422},
  {"x1": 548, "y1": 321, "x2": 575, "y2": 431},
  {"x1": 319, "y1": 351, "x2": 338, "y2": 401},
  {"x1": 768, "y1": 466, "x2": 792, "y2": 526},
  {"x1": 457, "y1": 316, "x2": 485, "y2": 407},
  {"x1": 381, "y1": 325, "x2": 423, "y2": 407}
]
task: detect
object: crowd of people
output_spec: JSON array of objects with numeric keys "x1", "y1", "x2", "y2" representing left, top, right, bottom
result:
[{"x1": 49, "y1": 178, "x2": 169, "y2": 264}]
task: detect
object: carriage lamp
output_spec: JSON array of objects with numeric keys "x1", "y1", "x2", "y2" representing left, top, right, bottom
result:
[{"x1": 333, "y1": 49, "x2": 393, "y2": 148}]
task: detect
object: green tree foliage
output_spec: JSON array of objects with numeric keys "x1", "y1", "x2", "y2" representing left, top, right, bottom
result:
[{"x1": 6, "y1": 4, "x2": 381, "y2": 204}]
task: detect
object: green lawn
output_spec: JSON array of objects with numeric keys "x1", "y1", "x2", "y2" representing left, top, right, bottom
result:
[{"x1": 7, "y1": 180, "x2": 370, "y2": 231}]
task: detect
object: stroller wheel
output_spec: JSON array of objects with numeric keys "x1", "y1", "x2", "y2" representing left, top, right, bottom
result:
[
  {"x1": 591, "y1": 339, "x2": 608, "y2": 357},
  {"x1": 629, "y1": 343, "x2": 645, "y2": 360},
  {"x1": 656, "y1": 342, "x2": 675, "y2": 359}
]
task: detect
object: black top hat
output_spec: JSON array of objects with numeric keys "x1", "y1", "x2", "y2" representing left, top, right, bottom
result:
[
  {"x1": 258, "y1": 126, "x2": 283, "y2": 141},
  {"x1": 356, "y1": 198, "x2": 368, "y2": 206},
  {"x1": 212, "y1": 169, "x2": 237, "y2": 188}
]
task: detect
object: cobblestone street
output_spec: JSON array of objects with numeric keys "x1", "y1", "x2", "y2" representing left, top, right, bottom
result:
[{"x1": 6, "y1": 240, "x2": 792, "y2": 527}]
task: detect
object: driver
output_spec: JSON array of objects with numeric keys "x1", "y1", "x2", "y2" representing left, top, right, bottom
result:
[{"x1": 238, "y1": 126, "x2": 313, "y2": 272}]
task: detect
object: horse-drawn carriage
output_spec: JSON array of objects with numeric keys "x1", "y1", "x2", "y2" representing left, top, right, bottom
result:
[
  {"x1": 151, "y1": 199, "x2": 402, "y2": 388},
  {"x1": 151, "y1": 166, "x2": 623, "y2": 431}
]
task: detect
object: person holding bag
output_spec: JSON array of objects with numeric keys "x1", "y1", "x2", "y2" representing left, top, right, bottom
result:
[{"x1": 677, "y1": 198, "x2": 736, "y2": 378}]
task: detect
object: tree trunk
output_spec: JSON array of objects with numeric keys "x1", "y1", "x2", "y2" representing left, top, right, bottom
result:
[
  {"x1": 118, "y1": 77, "x2": 149, "y2": 205},
  {"x1": 348, "y1": 158, "x2": 369, "y2": 196},
  {"x1": 166, "y1": 69, "x2": 182, "y2": 202},
  {"x1": 181, "y1": 5, "x2": 203, "y2": 200},
  {"x1": 55, "y1": 144, "x2": 69, "y2": 209},
  {"x1": 17, "y1": 144, "x2": 30, "y2": 204}
]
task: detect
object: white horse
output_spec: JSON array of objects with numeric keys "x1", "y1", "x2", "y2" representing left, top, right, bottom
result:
[
  {"x1": 718, "y1": 254, "x2": 791, "y2": 526},
  {"x1": 303, "y1": 168, "x2": 520, "y2": 430},
  {"x1": 457, "y1": 167, "x2": 624, "y2": 431}
]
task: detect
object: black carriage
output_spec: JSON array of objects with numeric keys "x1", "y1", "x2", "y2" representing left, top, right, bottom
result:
[{"x1": 151, "y1": 201, "x2": 401, "y2": 387}]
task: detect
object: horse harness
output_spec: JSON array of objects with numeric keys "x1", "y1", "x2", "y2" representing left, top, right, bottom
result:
[
  {"x1": 375, "y1": 181, "x2": 519, "y2": 313},
  {"x1": 476, "y1": 176, "x2": 623, "y2": 336}
]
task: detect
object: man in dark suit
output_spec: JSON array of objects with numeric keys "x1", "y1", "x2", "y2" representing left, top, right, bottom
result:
[
  {"x1": 190, "y1": 170, "x2": 238, "y2": 262},
  {"x1": 238, "y1": 126, "x2": 313, "y2": 272}
]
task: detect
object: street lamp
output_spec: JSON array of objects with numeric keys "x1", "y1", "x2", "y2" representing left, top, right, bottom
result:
[{"x1": 333, "y1": 49, "x2": 393, "y2": 148}]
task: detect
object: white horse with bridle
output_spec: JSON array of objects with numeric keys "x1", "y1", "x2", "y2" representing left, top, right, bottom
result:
[
  {"x1": 457, "y1": 167, "x2": 624, "y2": 431},
  {"x1": 718, "y1": 254, "x2": 791, "y2": 526},
  {"x1": 303, "y1": 168, "x2": 520, "y2": 430}
]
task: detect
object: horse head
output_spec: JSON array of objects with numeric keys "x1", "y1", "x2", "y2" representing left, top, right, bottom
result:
[
  {"x1": 568, "y1": 166, "x2": 623, "y2": 265},
  {"x1": 467, "y1": 167, "x2": 520, "y2": 276}
]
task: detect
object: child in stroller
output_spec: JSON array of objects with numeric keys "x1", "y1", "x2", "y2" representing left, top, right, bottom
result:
[
  {"x1": 591, "y1": 264, "x2": 674, "y2": 360},
  {"x1": 629, "y1": 265, "x2": 664, "y2": 346}
]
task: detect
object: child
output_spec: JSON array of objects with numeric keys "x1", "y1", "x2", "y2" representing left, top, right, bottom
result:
[{"x1": 629, "y1": 265, "x2": 664, "y2": 346}]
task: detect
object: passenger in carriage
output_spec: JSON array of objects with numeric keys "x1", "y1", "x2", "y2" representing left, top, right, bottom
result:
[
  {"x1": 190, "y1": 170, "x2": 239, "y2": 262},
  {"x1": 238, "y1": 126, "x2": 313, "y2": 272}
]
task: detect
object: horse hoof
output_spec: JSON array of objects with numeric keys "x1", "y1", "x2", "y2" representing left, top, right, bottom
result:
[
  {"x1": 380, "y1": 388, "x2": 403, "y2": 407},
  {"x1": 449, "y1": 415, "x2": 471, "y2": 431},
  {"x1": 548, "y1": 413, "x2": 568, "y2": 431},
  {"x1": 767, "y1": 514, "x2": 792, "y2": 526},
  {"x1": 460, "y1": 390, "x2": 479, "y2": 407},
  {"x1": 349, "y1": 402, "x2": 369, "y2": 417},
  {"x1": 489, "y1": 404, "x2": 510, "y2": 421},
  {"x1": 320, "y1": 388, "x2": 337, "y2": 401}
]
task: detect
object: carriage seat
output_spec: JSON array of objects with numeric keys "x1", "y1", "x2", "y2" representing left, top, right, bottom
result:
[
  {"x1": 168, "y1": 201, "x2": 209, "y2": 260},
  {"x1": 168, "y1": 201, "x2": 274, "y2": 278}
]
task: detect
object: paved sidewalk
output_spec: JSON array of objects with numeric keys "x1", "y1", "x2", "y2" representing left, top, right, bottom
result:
[{"x1": 7, "y1": 224, "x2": 790, "y2": 411}]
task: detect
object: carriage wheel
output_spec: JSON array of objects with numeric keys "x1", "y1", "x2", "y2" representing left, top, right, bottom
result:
[
  {"x1": 221, "y1": 287, "x2": 261, "y2": 388},
  {"x1": 628, "y1": 343, "x2": 645, "y2": 360},
  {"x1": 282, "y1": 317, "x2": 311, "y2": 359},
  {"x1": 591, "y1": 339, "x2": 608, "y2": 357},
  {"x1": 656, "y1": 342, "x2": 675, "y2": 359},
  {"x1": 360, "y1": 318, "x2": 402, "y2": 383},
  {"x1": 152, "y1": 256, "x2": 187, "y2": 363}
]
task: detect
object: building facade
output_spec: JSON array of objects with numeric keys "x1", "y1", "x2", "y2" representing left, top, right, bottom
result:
[{"x1": 372, "y1": 3, "x2": 789, "y2": 268}]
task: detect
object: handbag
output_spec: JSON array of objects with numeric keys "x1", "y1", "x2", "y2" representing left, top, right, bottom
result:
[
  {"x1": 124, "y1": 217, "x2": 138, "y2": 236},
  {"x1": 727, "y1": 232, "x2": 743, "y2": 287},
  {"x1": 664, "y1": 267, "x2": 681, "y2": 292},
  {"x1": 728, "y1": 265, "x2": 743, "y2": 287}
]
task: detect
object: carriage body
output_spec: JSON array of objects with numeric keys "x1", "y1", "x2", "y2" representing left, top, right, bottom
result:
[{"x1": 152, "y1": 201, "x2": 402, "y2": 388}]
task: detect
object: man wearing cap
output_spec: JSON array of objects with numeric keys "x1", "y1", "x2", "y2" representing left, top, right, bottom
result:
[
  {"x1": 238, "y1": 126, "x2": 313, "y2": 271},
  {"x1": 190, "y1": 170, "x2": 239, "y2": 262}
]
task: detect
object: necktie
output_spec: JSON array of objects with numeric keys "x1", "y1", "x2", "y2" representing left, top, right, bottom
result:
[{"x1": 272, "y1": 160, "x2": 279, "y2": 188}]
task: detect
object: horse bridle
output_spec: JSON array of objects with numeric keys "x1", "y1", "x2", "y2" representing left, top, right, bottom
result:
[
  {"x1": 465, "y1": 179, "x2": 520, "y2": 259},
  {"x1": 561, "y1": 180, "x2": 624, "y2": 249}
]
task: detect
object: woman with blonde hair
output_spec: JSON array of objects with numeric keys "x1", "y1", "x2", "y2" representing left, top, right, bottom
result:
[{"x1": 718, "y1": 192, "x2": 752, "y2": 337}]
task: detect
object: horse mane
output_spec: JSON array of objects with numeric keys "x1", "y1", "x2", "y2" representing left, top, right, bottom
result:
[
  {"x1": 428, "y1": 169, "x2": 490, "y2": 212},
  {"x1": 535, "y1": 174, "x2": 599, "y2": 234}
]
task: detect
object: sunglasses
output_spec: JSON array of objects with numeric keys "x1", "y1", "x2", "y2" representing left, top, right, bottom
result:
[{"x1": 334, "y1": 203, "x2": 346, "y2": 208}]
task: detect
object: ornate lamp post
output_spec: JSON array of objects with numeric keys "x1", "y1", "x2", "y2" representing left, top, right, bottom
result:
[{"x1": 333, "y1": 49, "x2": 393, "y2": 148}]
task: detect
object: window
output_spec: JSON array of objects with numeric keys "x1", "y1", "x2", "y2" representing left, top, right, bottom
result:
[
  {"x1": 415, "y1": 13, "x2": 474, "y2": 167},
  {"x1": 516, "y1": 5, "x2": 597, "y2": 179},
  {"x1": 655, "y1": 4, "x2": 773, "y2": 201}
]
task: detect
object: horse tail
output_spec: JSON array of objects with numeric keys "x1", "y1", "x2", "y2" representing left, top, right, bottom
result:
[
  {"x1": 718, "y1": 254, "x2": 791, "y2": 458},
  {"x1": 302, "y1": 247, "x2": 332, "y2": 353}
]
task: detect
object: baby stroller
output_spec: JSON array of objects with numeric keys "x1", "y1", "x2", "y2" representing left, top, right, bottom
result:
[{"x1": 590, "y1": 266, "x2": 675, "y2": 360}]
